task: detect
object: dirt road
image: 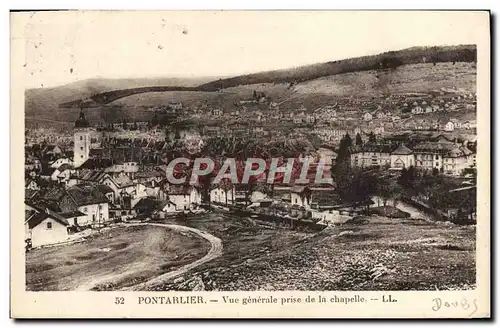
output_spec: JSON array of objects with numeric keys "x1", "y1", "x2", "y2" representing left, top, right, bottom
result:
[{"x1": 123, "y1": 223, "x2": 223, "y2": 291}]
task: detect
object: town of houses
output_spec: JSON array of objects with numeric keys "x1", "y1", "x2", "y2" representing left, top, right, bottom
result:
[{"x1": 24, "y1": 86, "x2": 477, "y2": 248}]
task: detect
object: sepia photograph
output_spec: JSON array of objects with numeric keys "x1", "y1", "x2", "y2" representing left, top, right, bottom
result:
[{"x1": 10, "y1": 10, "x2": 490, "y2": 318}]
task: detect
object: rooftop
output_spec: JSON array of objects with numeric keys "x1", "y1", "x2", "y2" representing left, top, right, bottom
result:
[
  {"x1": 26, "y1": 208, "x2": 69, "y2": 229},
  {"x1": 74, "y1": 110, "x2": 90, "y2": 129},
  {"x1": 392, "y1": 143, "x2": 413, "y2": 155}
]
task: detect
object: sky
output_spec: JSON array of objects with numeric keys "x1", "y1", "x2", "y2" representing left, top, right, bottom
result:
[{"x1": 12, "y1": 11, "x2": 487, "y2": 88}]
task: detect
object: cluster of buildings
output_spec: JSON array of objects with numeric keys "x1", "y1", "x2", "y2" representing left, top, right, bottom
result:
[
  {"x1": 350, "y1": 134, "x2": 476, "y2": 176},
  {"x1": 24, "y1": 111, "x2": 207, "y2": 248},
  {"x1": 24, "y1": 83, "x2": 478, "y2": 247},
  {"x1": 24, "y1": 110, "x2": 332, "y2": 248}
]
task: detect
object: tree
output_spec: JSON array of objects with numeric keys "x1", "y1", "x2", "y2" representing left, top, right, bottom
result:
[
  {"x1": 355, "y1": 133, "x2": 363, "y2": 146},
  {"x1": 381, "y1": 56, "x2": 403, "y2": 69},
  {"x1": 378, "y1": 179, "x2": 401, "y2": 213},
  {"x1": 198, "y1": 173, "x2": 213, "y2": 206},
  {"x1": 253, "y1": 90, "x2": 257, "y2": 99},
  {"x1": 122, "y1": 118, "x2": 128, "y2": 130},
  {"x1": 332, "y1": 134, "x2": 352, "y2": 181},
  {"x1": 165, "y1": 129, "x2": 172, "y2": 143},
  {"x1": 219, "y1": 178, "x2": 233, "y2": 207},
  {"x1": 344, "y1": 133, "x2": 352, "y2": 148},
  {"x1": 132, "y1": 121, "x2": 138, "y2": 130},
  {"x1": 398, "y1": 165, "x2": 417, "y2": 197},
  {"x1": 340, "y1": 169, "x2": 380, "y2": 213},
  {"x1": 368, "y1": 132, "x2": 376, "y2": 143},
  {"x1": 461, "y1": 188, "x2": 477, "y2": 221}
]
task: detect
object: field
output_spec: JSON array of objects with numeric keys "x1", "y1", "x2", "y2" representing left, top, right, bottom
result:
[
  {"x1": 25, "y1": 225, "x2": 210, "y2": 291},
  {"x1": 148, "y1": 212, "x2": 476, "y2": 291},
  {"x1": 26, "y1": 210, "x2": 476, "y2": 292}
]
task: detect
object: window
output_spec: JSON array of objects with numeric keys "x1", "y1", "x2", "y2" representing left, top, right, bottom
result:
[
  {"x1": 83, "y1": 207, "x2": 87, "y2": 212},
  {"x1": 46, "y1": 222, "x2": 52, "y2": 229},
  {"x1": 435, "y1": 155, "x2": 439, "y2": 160},
  {"x1": 80, "y1": 136, "x2": 83, "y2": 140},
  {"x1": 80, "y1": 147, "x2": 83, "y2": 151},
  {"x1": 99, "y1": 205, "x2": 102, "y2": 210}
]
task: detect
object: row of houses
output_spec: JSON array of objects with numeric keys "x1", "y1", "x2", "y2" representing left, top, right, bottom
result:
[
  {"x1": 350, "y1": 137, "x2": 475, "y2": 175},
  {"x1": 24, "y1": 178, "x2": 325, "y2": 248},
  {"x1": 315, "y1": 127, "x2": 363, "y2": 142},
  {"x1": 402, "y1": 119, "x2": 477, "y2": 132}
]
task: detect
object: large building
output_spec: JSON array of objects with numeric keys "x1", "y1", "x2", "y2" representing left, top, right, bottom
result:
[
  {"x1": 413, "y1": 141, "x2": 473, "y2": 175},
  {"x1": 350, "y1": 139, "x2": 475, "y2": 176},
  {"x1": 390, "y1": 144, "x2": 415, "y2": 170},
  {"x1": 350, "y1": 144, "x2": 396, "y2": 168}
]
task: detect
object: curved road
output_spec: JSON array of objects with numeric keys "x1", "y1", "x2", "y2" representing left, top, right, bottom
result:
[
  {"x1": 76, "y1": 223, "x2": 222, "y2": 291},
  {"x1": 124, "y1": 223, "x2": 223, "y2": 291}
]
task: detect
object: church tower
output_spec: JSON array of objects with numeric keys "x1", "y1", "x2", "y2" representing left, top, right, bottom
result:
[{"x1": 73, "y1": 109, "x2": 91, "y2": 168}]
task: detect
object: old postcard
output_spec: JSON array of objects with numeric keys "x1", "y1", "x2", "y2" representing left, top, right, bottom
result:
[{"x1": 10, "y1": 10, "x2": 490, "y2": 318}]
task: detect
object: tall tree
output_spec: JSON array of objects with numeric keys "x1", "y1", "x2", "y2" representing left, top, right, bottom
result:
[
  {"x1": 344, "y1": 133, "x2": 352, "y2": 148},
  {"x1": 368, "y1": 132, "x2": 376, "y2": 143},
  {"x1": 355, "y1": 133, "x2": 363, "y2": 146}
]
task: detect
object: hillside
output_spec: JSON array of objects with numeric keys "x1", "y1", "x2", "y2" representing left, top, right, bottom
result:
[
  {"x1": 292, "y1": 62, "x2": 476, "y2": 96},
  {"x1": 25, "y1": 45, "x2": 476, "y2": 127},
  {"x1": 25, "y1": 76, "x2": 216, "y2": 119},
  {"x1": 197, "y1": 45, "x2": 476, "y2": 91}
]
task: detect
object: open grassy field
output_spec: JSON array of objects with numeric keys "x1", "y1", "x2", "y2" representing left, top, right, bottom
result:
[
  {"x1": 159, "y1": 213, "x2": 311, "y2": 269},
  {"x1": 149, "y1": 213, "x2": 476, "y2": 291},
  {"x1": 25, "y1": 225, "x2": 210, "y2": 291}
]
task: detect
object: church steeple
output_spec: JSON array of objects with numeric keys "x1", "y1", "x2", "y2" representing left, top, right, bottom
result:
[
  {"x1": 74, "y1": 109, "x2": 90, "y2": 129},
  {"x1": 73, "y1": 108, "x2": 91, "y2": 168}
]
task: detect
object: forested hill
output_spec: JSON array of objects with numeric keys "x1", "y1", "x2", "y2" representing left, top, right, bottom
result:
[
  {"x1": 48, "y1": 44, "x2": 477, "y2": 107},
  {"x1": 196, "y1": 45, "x2": 476, "y2": 91}
]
